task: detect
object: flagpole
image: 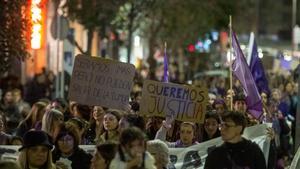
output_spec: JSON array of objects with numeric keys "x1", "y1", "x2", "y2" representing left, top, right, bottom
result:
[{"x1": 229, "y1": 15, "x2": 233, "y2": 111}]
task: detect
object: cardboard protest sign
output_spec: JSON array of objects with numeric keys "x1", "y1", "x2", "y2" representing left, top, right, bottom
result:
[
  {"x1": 68, "y1": 54, "x2": 135, "y2": 110},
  {"x1": 140, "y1": 80, "x2": 208, "y2": 123}
]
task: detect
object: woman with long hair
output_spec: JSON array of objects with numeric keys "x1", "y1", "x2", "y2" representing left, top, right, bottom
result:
[
  {"x1": 18, "y1": 130, "x2": 57, "y2": 169},
  {"x1": 96, "y1": 110, "x2": 121, "y2": 144},
  {"x1": 86, "y1": 106, "x2": 106, "y2": 144},
  {"x1": 16, "y1": 101, "x2": 47, "y2": 137},
  {"x1": 42, "y1": 108, "x2": 64, "y2": 142}
]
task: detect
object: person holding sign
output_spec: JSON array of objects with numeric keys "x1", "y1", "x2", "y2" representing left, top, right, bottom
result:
[
  {"x1": 204, "y1": 111, "x2": 267, "y2": 169},
  {"x1": 155, "y1": 116, "x2": 198, "y2": 148}
]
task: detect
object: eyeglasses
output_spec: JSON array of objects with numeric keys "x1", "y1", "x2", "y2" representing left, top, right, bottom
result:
[{"x1": 219, "y1": 122, "x2": 237, "y2": 129}]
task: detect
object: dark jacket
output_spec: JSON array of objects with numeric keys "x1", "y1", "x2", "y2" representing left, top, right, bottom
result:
[
  {"x1": 204, "y1": 138, "x2": 267, "y2": 169},
  {"x1": 53, "y1": 147, "x2": 92, "y2": 169}
]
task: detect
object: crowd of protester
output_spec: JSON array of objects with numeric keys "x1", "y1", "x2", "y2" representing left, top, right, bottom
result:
[{"x1": 0, "y1": 65, "x2": 298, "y2": 169}]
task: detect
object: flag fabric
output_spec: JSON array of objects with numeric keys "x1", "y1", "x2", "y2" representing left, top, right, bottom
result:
[
  {"x1": 163, "y1": 46, "x2": 169, "y2": 82},
  {"x1": 231, "y1": 31, "x2": 263, "y2": 120},
  {"x1": 249, "y1": 38, "x2": 271, "y2": 96}
]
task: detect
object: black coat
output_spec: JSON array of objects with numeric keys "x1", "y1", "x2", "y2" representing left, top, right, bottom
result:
[
  {"x1": 53, "y1": 147, "x2": 92, "y2": 169},
  {"x1": 204, "y1": 138, "x2": 267, "y2": 169}
]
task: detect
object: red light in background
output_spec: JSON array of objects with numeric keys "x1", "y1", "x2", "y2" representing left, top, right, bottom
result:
[{"x1": 187, "y1": 44, "x2": 195, "y2": 52}]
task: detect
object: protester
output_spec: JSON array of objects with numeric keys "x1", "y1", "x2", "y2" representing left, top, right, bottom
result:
[
  {"x1": 18, "y1": 130, "x2": 57, "y2": 169},
  {"x1": 0, "y1": 89, "x2": 21, "y2": 134},
  {"x1": 204, "y1": 111, "x2": 267, "y2": 169},
  {"x1": 66, "y1": 117, "x2": 88, "y2": 144},
  {"x1": 147, "y1": 139, "x2": 169, "y2": 169},
  {"x1": 49, "y1": 98, "x2": 69, "y2": 120},
  {"x1": 118, "y1": 114, "x2": 145, "y2": 133},
  {"x1": 73, "y1": 104, "x2": 91, "y2": 122},
  {"x1": 212, "y1": 98, "x2": 227, "y2": 115},
  {"x1": 24, "y1": 73, "x2": 49, "y2": 105},
  {"x1": 86, "y1": 106, "x2": 106, "y2": 144},
  {"x1": 110, "y1": 127, "x2": 156, "y2": 169},
  {"x1": 145, "y1": 116, "x2": 164, "y2": 140},
  {"x1": 42, "y1": 108, "x2": 64, "y2": 142},
  {"x1": 201, "y1": 111, "x2": 220, "y2": 142},
  {"x1": 91, "y1": 142, "x2": 118, "y2": 169},
  {"x1": 97, "y1": 110, "x2": 121, "y2": 144},
  {"x1": 155, "y1": 118, "x2": 198, "y2": 147},
  {"x1": 52, "y1": 124, "x2": 92, "y2": 169},
  {"x1": 12, "y1": 88, "x2": 31, "y2": 119},
  {"x1": 16, "y1": 101, "x2": 47, "y2": 137}
]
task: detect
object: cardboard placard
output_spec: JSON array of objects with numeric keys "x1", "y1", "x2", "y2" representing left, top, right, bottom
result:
[
  {"x1": 140, "y1": 80, "x2": 208, "y2": 123},
  {"x1": 68, "y1": 55, "x2": 135, "y2": 110}
]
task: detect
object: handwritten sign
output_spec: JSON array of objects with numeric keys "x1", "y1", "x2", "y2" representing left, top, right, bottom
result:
[
  {"x1": 68, "y1": 55, "x2": 135, "y2": 110},
  {"x1": 140, "y1": 80, "x2": 208, "y2": 123}
]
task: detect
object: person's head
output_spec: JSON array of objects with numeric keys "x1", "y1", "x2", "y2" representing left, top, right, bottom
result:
[
  {"x1": 212, "y1": 99, "x2": 227, "y2": 114},
  {"x1": 2, "y1": 89, "x2": 14, "y2": 104},
  {"x1": 42, "y1": 109, "x2": 64, "y2": 140},
  {"x1": 92, "y1": 106, "x2": 106, "y2": 122},
  {"x1": 147, "y1": 140, "x2": 169, "y2": 169},
  {"x1": 18, "y1": 130, "x2": 54, "y2": 169},
  {"x1": 74, "y1": 104, "x2": 91, "y2": 121},
  {"x1": 261, "y1": 92, "x2": 268, "y2": 105},
  {"x1": 55, "y1": 124, "x2": 80, "y2": 156},
  {"x1": 179, "y1": 122, "x2": 196, "y2": 146},
  {"x1": 36, "y1": 73, "x2": 46, "y2": 84},
  {"x1": 9, "y1": 136, "x2": 23, "y2": 145},
  {"x1": 119, "y1": 127, "x2": 147, "y2": 157},
  {"x1": 0, "y1": 160, "x2": 21, "y2": 169},
  {"x1": 24, "y1": 101, "x2": 47, "y2": 127},
  {"x1": 118, "y1": 114, "x2": 145, "y2": 133},
  {"x1": 91, "y1": 142, "x2": 117, "y2": 169},
  {"x1": 103, "y1": 110, "x2": 121, "y2": 131},
  {"x1": 233, "y1": 93, "x2": 247, "y2": 113},
  {"x1": 12, "y1": 88, "x2": 22, "y2": 103},
  {"x1": 208, "y1": 93, "x2": 217, "y2": 105},
  {"x1": 50, "y1": 98, "x2": 68, "y2": 113},
  {"x1": 220, "y1": 111, "x2": 247, "y2": 143},
  {"x1": 66, "y1": 117, "x2": 87, "y2": 142},
  {"x1": 271, "y1": 88, "x2": 281, "y2": 101},
  {"x1": 204, "y1": 112, "x2": 220, "y2": 138},
  {"x1": 225, "y1": 89, "x2": 235, "y2": 107},
  {"x1": 284, "y1": 81, "x2": 294, "y2": 94},
  {"x1": 69, "y1": 101, "x2": 78, "y2": 116}
]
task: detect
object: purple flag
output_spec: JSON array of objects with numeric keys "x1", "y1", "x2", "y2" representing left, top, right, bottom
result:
[
  {"x1": 163, "y1": 46, "x2": 169, "y2": 82},
  {"x1": 232, "y1": 31, "x2": 263, "y2": 120},
  {"x1": 249, "y1": 39, "x2": 271, "y2": 96}
]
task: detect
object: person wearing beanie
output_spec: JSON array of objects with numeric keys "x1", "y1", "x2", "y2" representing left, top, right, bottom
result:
[{"x1": 17, "y1": 130, "x2": 57, "y2": 169}]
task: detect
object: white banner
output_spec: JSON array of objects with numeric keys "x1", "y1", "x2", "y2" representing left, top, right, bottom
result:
[
  {"x1": 0, "y1": 124, "x2": 277, "y2": 169},
  {"x1": 167, "y1": 123, "x2": 271, "y2": 169}
]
